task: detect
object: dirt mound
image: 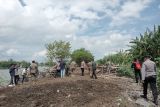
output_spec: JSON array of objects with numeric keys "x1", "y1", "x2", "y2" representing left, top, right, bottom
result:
[{"x1": 0, "y1": 76, "x2": 123, "y2": 107}]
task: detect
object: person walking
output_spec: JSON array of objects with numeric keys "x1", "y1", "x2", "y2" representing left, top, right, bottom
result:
[
  {"x1": 131, "y1": 58, "x2": 142, "y2": 83},
  {"x1": 141, "y1": 55, "x2": 158, "y2": 105},
  {"x1": 80, "y1": 60, "x2": 85, "y2": 76},
  {"x1": 60, "y1": 59, "x2": 66, "y2": 78},
  {"x1": 91, "y1": 61, "x2": 97, "y2": 79},
  {"x1": 9, "y1": 64, "x2": 16, "y2": 86}
]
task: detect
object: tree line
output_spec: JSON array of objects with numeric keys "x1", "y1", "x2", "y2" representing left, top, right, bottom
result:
[
  {"x1": 0, "y1": 59, "x2": 30, "y2": 69},
  {"x1": 45, "y1": 25, "x2": 160, "y2": 67},
  {"x1": 45, "y1": 40, "x2": 94, "y2": 66},
  {"x1": 97, "y1": 25, "x2": 160, "y2": 65}
]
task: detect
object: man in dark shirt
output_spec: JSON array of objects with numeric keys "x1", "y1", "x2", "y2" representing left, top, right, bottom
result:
[
  {"x1": 60, "y1": 59, "x2": 66, "y2": 78},
  {"x1": 91, "y1": 60, "x2": 97, "y2": 79},
  {"x1": 9, "y1": 64, "x2": 16, "y2": 85}
]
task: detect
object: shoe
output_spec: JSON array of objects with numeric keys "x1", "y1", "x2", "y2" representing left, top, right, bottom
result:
[
  {"x1": 140, "y1": 95, "x2": 147, "y2": 99},
  {"x1": 8, "y1": 84, "x2": 13, "y2": 87}
]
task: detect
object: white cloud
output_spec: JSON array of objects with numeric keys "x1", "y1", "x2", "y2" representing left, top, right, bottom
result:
[
  {"x1": 69, "y1": 31, "x2": 133, "y2": 59},
  {"x1": 32, "y1": 50, "x2": 47, "y2": 61},
  {"x1": 110, "y1": 0, "x2": 152, "y2": 26},
  {"x1": 6, "y1": 49, "x2": 20, "y2": 56},
  {"x1": 33, "y1": 50, "x2": 47, "y2": 57},
  {"x1": 0, "y1": 0, "x2": 156, "y2": 61}
]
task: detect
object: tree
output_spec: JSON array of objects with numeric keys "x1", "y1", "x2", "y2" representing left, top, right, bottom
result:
[
  {"x1": 101, "y1": 50, "x2": 132, "y2": 65},
  {"x1": 129, "y1": 25, "x2": 160, "y2": 60},
  {"x1": 71, "y1": 48, "x2": 94, "y2": 65},
  {"x1": 45, "y1": 40, "x2": 71, "y2": 63}
]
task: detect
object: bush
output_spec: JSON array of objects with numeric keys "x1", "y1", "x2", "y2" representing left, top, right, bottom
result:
[
  {"x1": 157, "y1": 68, "x2": 160, "y2": 92},
  {"x1": 117, "y1": 65, "x2": 134, "y2": 78}
]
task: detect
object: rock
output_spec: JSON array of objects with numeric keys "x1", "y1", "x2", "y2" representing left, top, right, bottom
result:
[
  {"x1": 128, "y1": 97, "x2": 132, "y2": 102},
  {"x1": 67, "y1": 94, "x2": 71, "y2": 98},
  {"x1": 0, "y1": 94, "x2": 6, "y2": 100},
  {"x1": 88, "y1": 93, "x2": 94, "y2": 96},
  {"x1": 135, "y1": 98, "x2": 155, "y2": 107},
  {"x1": 117, "y1": 103, "x2": 120, "y2": 106},
  {"x1": 57, "y1": 90, "x2": 60, "y2": 93},
  {"x1": 117, "y1": 98, "x2": 122, "y2": 102},
  {"x1": 49, "y1": 104, "x2": 55, "y2": 107},
  {"x1": 128, "y1": 91, "x2": 142, "y2": 100}
]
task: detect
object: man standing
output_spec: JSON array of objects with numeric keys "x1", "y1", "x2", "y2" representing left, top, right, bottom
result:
[
  {"x1": 70, "y1": 61, "x2": 76, "y2": 72},
  {"x1": 80, "y1": 60, "x2": 85, "y2": 76},
  {"x1": 88, "y1": 61, "x2": 92, "y2": 77},
  {"x1": 14, "y1": 64, "x2": 20, "y2": 85},
  {"x1": 91, "y1": 60, "x2": 97, "y2": 79},
  {"x1": 55, "y1": 61, "x2": 61, "y2": 77},
  {"x1": 60, "y1": 59, "x2": 66, "y2": 78},
  {"x1": 9, "y1": 64, "x2": 16, "y2": 86},
  {"x1": 141, "y1": 55, "x2": 158, "y2": 105},
  {"x1": 131, "y1": 58, "x2": 142, "y2": 83},
  {"x1": 22, "y1": 67, "x2": 28, "y2": 84},
  {"x1": 30, "y1": 60, "x2": 38, "y2": 79}
]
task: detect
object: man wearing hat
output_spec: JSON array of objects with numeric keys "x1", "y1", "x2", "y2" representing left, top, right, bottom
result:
[{"x1": 141, "y1": 55, "x2": 158, "y2": 105}]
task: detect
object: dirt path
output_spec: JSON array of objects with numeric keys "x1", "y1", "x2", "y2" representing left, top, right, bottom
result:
[{"x1": 0, "y1": 74, "x2": 158, "y2": 107}]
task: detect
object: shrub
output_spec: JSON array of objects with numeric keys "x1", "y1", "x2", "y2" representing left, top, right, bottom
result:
[
  {"x1": 117, "y1": 65, "x2": 134, "y2": 78},
  {"x1": 157, "y1": 68, "x2": 160, "y2": 92}
]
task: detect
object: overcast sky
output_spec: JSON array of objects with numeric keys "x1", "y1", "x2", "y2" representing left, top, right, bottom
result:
[{"x1": 0, "y1": 0, "x2": 160, "y2": 62}]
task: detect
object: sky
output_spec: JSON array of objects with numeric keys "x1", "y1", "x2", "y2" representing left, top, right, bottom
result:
[{"x1": 0, "y1": 0, "x2": 160, "y2": 62}]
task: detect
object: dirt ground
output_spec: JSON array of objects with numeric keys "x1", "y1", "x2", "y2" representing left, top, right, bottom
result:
[{"x1": 0, "y1": 71, "x2": 146, "y2": 107}]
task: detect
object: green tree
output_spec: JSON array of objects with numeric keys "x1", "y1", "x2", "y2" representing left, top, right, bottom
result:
[
  {"x1": 20, "y1": 60, "x2": 30, "y2": 67},
  {"x1": 128, "y1": 25, "x2": 160, "y2": 90},
  {"x1": 101, "y1": 50, "x2": 132, "y2": 65},
  {"x1": 71, "y1": 48, "x2": 94, "y2": 65},
  {"x1": 0, "y1": 60, "x2": 30, "y2": 69},
  {"x1": 45, "y1": 40, "x2": 71, "y2": 63},
  {"x1": 129, "y1": 25, "x2": 160, "y2": 60}
]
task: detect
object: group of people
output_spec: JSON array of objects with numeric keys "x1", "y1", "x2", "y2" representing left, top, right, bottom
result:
[
  {"x1": 53, "y1": 59, "x2": 97, "y2": 79},
  {"x1": 80, "y1": 60, "x2": 97, "y2": 79},
  {"x1": 9, "y1": 60, "x2": 38, "y2": 86},
  {"x1": 8, "y1": 56, "x2": 158, "y2": 105},
  {"x1": 131, "y1": 55, "x2": 158, "y2": 105}
]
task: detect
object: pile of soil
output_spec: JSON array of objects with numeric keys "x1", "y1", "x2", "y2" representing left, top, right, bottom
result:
[{"x1": 0, "y1": 76, "x2": 124, "y2": 107}]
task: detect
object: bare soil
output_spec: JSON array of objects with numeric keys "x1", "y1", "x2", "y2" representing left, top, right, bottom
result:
[{"x1": 0, "y1": 71, "x2": 138, "y2": 107}]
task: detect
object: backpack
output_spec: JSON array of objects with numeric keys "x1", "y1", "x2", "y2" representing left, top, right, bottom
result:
[{"x1": 135, "y1": 62, "x2": 141, "y2": 70}]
